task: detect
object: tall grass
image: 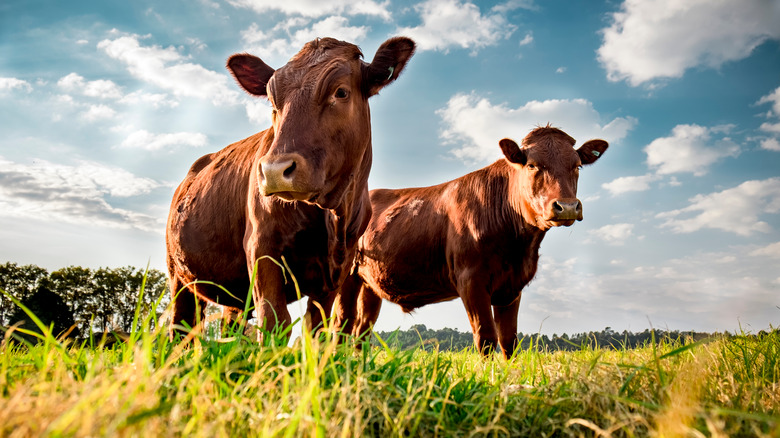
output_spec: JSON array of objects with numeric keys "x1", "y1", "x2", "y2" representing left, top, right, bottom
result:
[{"x1": 1, "y1": 278, "x2": 778, "y2": 437}]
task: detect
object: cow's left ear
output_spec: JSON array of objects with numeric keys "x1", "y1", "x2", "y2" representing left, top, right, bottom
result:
[
  {"x1": 499, "y1": 138, "x2": 527, "y2": 165},
  {"x1": 227, "y1": 53, "x2": 276, "y2": 97},
  {"x1": 364, "y1": 37, "x2": 416, "y2": 96},
  {"x1": 577, "y1": 139, "x2": 608, "y2": 165}
]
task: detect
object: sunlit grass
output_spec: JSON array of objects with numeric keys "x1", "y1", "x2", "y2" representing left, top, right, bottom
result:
[{"x1": 1, "y1": 281, "x2": 779, "y2": 437}]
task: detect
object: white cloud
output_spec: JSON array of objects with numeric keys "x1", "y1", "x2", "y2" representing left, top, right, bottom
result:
[
  {"x1": 119, "y1": 129, "x2": 208, "y2": 151},
  {"x1": 0, "y1": 156, "x2": 164, "y2": 233},
  {"x1": 81, "y1": 104, "x2": 117, "y2": 122},
  {"x1": 518, "y1": 32, "x2": 533, "y2": 46},
  {"x1": 57, "y1": 72, "x2": 123, "y2": 99},
  {"x1": 245, "y1": 99, "x2": 273, "y2": 126},
  {"x1": 657, "y1": 177, "x2": 780, "y2": 236},
  {"x1": 756, "y1": 85, "x2": 780, "y2": 149},
  {"x1": 757, "y1": 86, "x2": 780, "y2": 117},
  {"x1": 119, "y1": 90, "x2": 179, "y2": 108},
  {"x1": 241, "y1": 16, "x2": 368, "y2": 58},
  {"x1": 645, "y1": 124, "x2": 740, "y2": 176},
  {"x1": 97, "y1": 34, "x2": 240, "y2": 106},
  {"x1": 396, "y1": 0, "x2": 517, "y2": 53},
  {"x1": 227, "y1": 0, "x2": 391, "y2": 19},
  {"x1": 0, "y1": 77, "x2": 32, "y2": 92},
  {"x1": 749, "y1": 241, "x2": 780, "y2": 258},
  {"x1": 760, "y1": 138, "x2": 780, "y2": 152},
  {"x1": 593, "y1": 223, "x2": 635, "y2": 245},
  {"x1": 598, "y1": 0, "x2": 780, "y2": 86},
  {"x1": 437, "y1": 92, "x2": 636, "y2": 163},
  {"x1": 602, "y1": 173, "x2": 660, "y2": 196}
]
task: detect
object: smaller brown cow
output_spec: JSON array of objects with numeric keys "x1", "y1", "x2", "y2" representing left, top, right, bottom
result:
[{"x1": 334, "y1": 126, "x2": 608, "y2": 358}]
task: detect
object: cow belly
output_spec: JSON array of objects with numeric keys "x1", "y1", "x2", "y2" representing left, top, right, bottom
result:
[{"x1": 357, "y1": 259, "x2": 456, "y2": 312}]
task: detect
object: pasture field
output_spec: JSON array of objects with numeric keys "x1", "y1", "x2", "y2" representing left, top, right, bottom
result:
[{"x1": 1, "y1": 293, "x2": 779, "y2": 437}]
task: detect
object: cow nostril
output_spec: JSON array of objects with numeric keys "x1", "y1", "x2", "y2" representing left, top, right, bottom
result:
[
  {"x1": 283, "y1": 161, "x2": 296, "y2": 178},
  {"x1": 552, "y1": 201, "x2": 564, "y2": 213}
]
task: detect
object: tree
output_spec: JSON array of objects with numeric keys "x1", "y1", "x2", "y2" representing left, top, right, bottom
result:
[
  {"x1": 0, "y1": 262, "x2": 49, "y2": 326},
  {"x1": 7, "y1": 285, "x2": 77, "y2": 342}
]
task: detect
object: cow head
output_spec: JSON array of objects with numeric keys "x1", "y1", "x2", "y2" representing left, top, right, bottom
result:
[
  {"x1": 499, "y1": 126, "x2": 608, "y2": 230},
  {"x1": 227, "y1": 37, "x2": 415, "y2": 210}
]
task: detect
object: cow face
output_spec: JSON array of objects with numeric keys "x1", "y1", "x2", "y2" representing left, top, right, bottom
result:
[
  {"x1": 228, "y1": 37, "x2": 415, "y2": 209},
  {"x1": 499, "y1": 127, "x2": 608, "y2": 230}
]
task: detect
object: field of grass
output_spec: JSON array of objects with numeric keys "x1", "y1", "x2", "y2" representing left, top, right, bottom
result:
[{"x1": 1, "y1": 290, "x2": 779, "y2": 437}]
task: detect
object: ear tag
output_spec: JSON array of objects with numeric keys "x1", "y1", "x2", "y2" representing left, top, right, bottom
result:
[
  {"x1": 387, "y1": 66, "x2": 395, "y2": 80},
  {"x1": 592, "y1": 150, "x2": 601, "y2": 157}
]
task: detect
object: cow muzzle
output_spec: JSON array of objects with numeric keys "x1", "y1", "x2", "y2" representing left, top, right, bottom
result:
[
  {"x1": 258, "y1": 153, "x2": 316, "y2": 201},
  {"x1": 549, "y1": 199, "x2": 583, "y2": 224}
]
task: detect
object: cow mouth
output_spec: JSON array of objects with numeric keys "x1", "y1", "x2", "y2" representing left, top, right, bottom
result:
[
  {"x1": 268, "y1": 190, "x2": 318, "y2": 203},
  {"x1": 550, "y1": 219, "x2": 576, "y2": 227}
]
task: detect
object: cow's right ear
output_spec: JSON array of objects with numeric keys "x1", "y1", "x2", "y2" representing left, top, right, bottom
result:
[
  {"x1": 364, "y1": 37, "x2": 416, "y2": 96},
  {"x1": 499, "y1": 138, "x2": 527, "y2": 165},
  {"x1": 227, "y1": 54, "x2": 275, "y2": 97}
]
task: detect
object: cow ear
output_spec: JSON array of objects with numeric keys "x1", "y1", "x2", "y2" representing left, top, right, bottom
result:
[
  {"x1": 227, "y1": 54, "x2": 275, "y2": 97},
  {"x1": 577, "y1": 139, "x2": 608, "y2": 165},
  {"x1": 364, "y1": 37, "x2": 416, "y2": 96},
  {"x1": 499, "y1": 138, "x2": 527, "y2": 165}
]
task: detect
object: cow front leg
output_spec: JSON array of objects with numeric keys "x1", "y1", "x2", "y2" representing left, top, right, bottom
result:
[
  {"x1": 493, "y1": 296, "x2": 521, "y2": 359},
  {"x1": 458, "y1": 277, "x2": 498, "y2": 356},
  {"x1": 250, "y1": 257, "x2": 292, "y2": 345}
]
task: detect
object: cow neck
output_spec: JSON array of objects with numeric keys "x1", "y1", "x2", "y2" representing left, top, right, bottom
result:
[
  {"x1": 324, "y1": 140, "x2": 372, "y2": 289},
  {"x1": 496, "y1": 159, "x2": 548, "y2": 241}
]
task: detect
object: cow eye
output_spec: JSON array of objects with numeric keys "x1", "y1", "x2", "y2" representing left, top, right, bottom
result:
[
  {"x1": 526, "y1": 163, "x2": 537, "y2": 171},
  {"x1": 334, "y1": 87, "x2": 349, "y2": 99}
]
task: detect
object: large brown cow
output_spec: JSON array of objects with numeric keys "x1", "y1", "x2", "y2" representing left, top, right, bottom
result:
[
  {"x1": 334, "y1": 126, "x2": 608, "y2": 357},
  {"x1": 166, "y1": 37, "x2": 415, "y2": 340}
]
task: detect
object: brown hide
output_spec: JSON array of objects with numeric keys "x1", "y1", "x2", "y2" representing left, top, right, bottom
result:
[
  {"x1": 166, "y1": 37, "x2": 415, "y2": 340},
  {"x1": 334, "y1": 126, "x2": 608, "y2": 358}
]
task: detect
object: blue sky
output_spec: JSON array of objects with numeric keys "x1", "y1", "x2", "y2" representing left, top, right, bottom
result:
[{"x1": 1, "y1": 0, "x2": 779, "y2": 336}]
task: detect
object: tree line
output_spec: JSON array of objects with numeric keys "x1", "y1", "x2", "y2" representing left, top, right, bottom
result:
[
  {"x1": 0, "y1": 262, "x2": 168, "y2": 339},
  {"x1": 374, "y1": 324, "x2": 731, "y2": 352},
  {"x1": 2, "y1": 261, "x2": 761, "y2": 351}
]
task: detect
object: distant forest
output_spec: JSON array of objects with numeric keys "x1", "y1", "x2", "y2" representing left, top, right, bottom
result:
[{"x1": 1, "y1": 262, "x2": 761, "y2": 350}]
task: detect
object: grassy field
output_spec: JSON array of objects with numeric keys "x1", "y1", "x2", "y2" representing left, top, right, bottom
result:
[{"x1": 1, "y1": 293, "x2": 779, "y2": 437}]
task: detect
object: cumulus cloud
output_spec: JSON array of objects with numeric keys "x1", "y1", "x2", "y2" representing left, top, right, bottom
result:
[
  {"x1": 602, "y1": 173, "x2": 660, "y2": 196},
  {"x1": 81, "y1": 104, "x2": 117, "y2": 122},
  {"x1": 749, "y1": 241, "x2": 780, "y2": 258},
  {"x1": 397, "y1": 0, "x2": 517, "y2": 53},
  {"x1": 657, "y1": 177, "x2": 780, "y2": 236},
  {"x1": 437, "y1": 92, "x2": 637, "y2": 162},
  {"x1": 119, "y1": 130, "x2": 208, "y2": 151},
  {"x1": 241, "y1": 16, "x2": 368, "y2": 59},
  {"x1": 645, "y1": 124, "x2": 740, "y2": 176},
  {"x1": 57, "y1": 73, "x2": 124, "y2": 99},
  {"x1": 97, "y1": 33, "x2": 240, "y2": 106},
  {"x1": 593, "y1": 223, "x2": 635, "y2": 245},
  {"x1": 227, "y1": 0, "x2": 391, "y2": 19},
  {"x1": 598, "y1": 0, "x2": 780, "y2": 86},
  {"x1": 0, "y1": 156, "x2": 165, "y2": 233},
  {"x1": 0, "y1": 77, "x2": 33, "y2": 92},
  {"x1": 756, "y1": 85, "x2": 780, "y2": 149}
]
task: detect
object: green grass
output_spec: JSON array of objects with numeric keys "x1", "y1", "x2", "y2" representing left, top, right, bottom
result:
[{"x1": 1, "y1": 288, "x2": 779, "y2": 437}]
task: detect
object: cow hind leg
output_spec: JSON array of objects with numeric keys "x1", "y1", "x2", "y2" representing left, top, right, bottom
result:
[
  {"x1": 352, "y1": 284, "x2": 382, "y2": 348},
  {"x1": 332, "y1": 272, "x2": 362, "y2": 343},
  {"x1": 169, "y1": 278, "x2": 207, "y2": 340},
  {"x1": 493, "y1": 297, "x2": 521, "y2": 360}
]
